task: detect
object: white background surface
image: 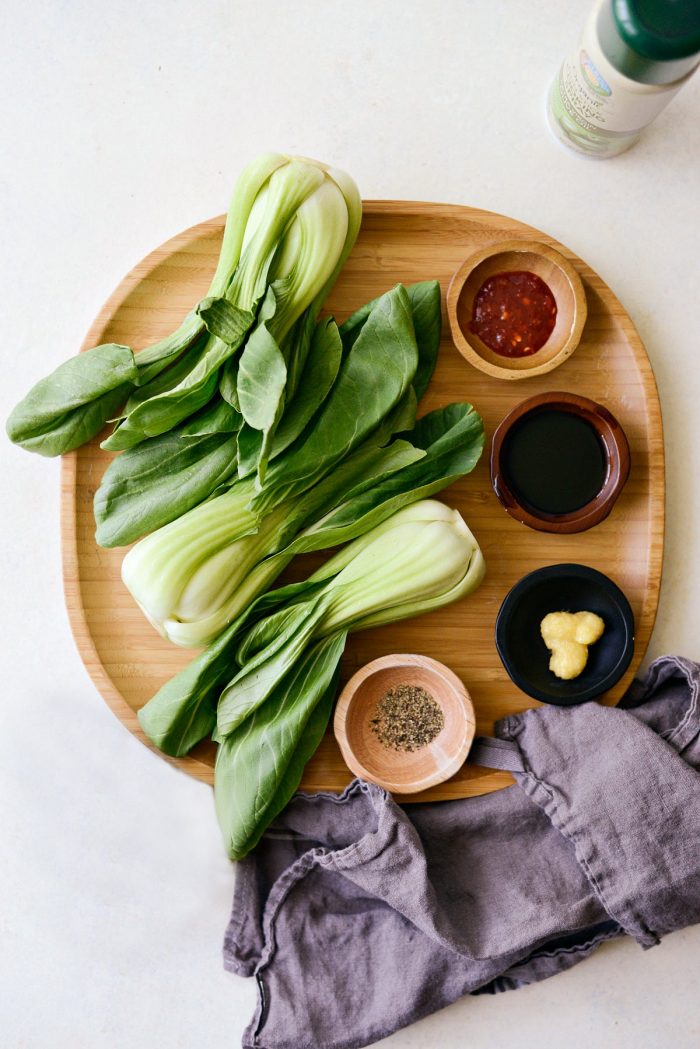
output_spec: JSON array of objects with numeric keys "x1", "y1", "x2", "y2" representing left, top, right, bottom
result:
[{"x1": 2, "y1": 2, "x2": 699, "y2": 1046}]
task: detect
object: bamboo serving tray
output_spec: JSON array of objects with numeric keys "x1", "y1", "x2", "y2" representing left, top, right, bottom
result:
[{"x1": 62, "y1": 201, "x2": 664, "y2": 802}]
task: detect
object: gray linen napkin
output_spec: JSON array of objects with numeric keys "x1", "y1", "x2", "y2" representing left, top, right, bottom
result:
[{"x1": 224, "y1": 655, "x2": 700, "y2": 1049}]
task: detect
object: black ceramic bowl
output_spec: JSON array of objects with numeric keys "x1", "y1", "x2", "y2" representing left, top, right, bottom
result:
[{"x1": 495, "y1": 564, "x2": 635, "y2": 706}]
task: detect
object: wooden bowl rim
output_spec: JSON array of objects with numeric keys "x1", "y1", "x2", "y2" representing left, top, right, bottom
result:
[
  {"x1": 446, "y1": 238, "x2": 588, "y2": 381},
  {"x1": 490, "y1": 391, "x2": 631, "y2": 534},
  {"x1": 333, "y1": 654, "x2": 476, "y2": 794}
]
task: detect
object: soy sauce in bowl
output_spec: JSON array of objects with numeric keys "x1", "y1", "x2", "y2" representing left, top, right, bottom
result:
[
  {"x1": 490, "y1": 392, "x2": 631, "y2": 534},
  {"x1": 501, "y1": 409, "x2": 607, "y2": 516}
]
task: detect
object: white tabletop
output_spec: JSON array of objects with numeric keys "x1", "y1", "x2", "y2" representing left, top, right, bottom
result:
[{"x1": 2, "y1": 2, "x2": 699, "y2": 1046}]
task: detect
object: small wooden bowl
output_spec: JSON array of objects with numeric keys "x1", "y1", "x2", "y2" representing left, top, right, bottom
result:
[
  {"x1": 490, "y1": 391, "x2": 631, "y2": 534},
  {"x1": 334, "y1": 654, "x2": 475, "y2": 794},
  {"x1": 446, "y1": 239, "x2": 588, "y2": 380}
]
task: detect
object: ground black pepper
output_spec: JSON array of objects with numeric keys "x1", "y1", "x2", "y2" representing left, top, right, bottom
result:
[{"x1": 370, "y1": 684, "x2": 444, "y2": 752}]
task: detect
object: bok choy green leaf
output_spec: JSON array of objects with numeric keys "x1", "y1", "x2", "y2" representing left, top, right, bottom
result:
[
  {"x1": 249, "y1": 284, "x2": 419, "y2": 514},
  {"x1": 6, "y1": 344, "x2": 137, "y2": 456},
  {"x1": 214, "y1": 632, "x2": 346, "y2": 860},
  {"x1": 94, "y1": 426, "x2": 239, "y2": 548}
]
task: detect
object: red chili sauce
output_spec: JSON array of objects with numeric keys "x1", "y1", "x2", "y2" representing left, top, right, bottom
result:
[{"x1": 469, "y1": 271, "x2": 557, "y2": 358}]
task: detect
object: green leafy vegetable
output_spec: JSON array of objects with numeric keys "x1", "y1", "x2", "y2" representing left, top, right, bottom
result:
[
  {"x1": 7, "y1": 152, "x2": 361, "y2": 465},
  {"x1": 132, "y1": 310, "x2": 207, "y2": 388},
  {"x1": 216, "y1": 499, "x2": 485, "y2": 736},
  {"x1": 234, "y1": 289, "x2": 288, "y2": 478},
  {"x1": 118, "y1": 401, "x2": 484, "y2": 647},
  {"x1": 94, "y1": 427, "x2": 239, "y2": 548},
  {"x1": 118, "y1": 284, "x2": 473, "y2": 648},
  {"x1": 138, "y1": 499, "x2": 485, "y2": 855},
  {"x1": 137, "y1": 614, "x2": 243, "y2": 757},
  {"x1": 217, "y1": 597, "x2": 329, "y2": 734},
  {"x1": 210, "y1": 499, "x2": 485, "y2": 855},
  {"x1": 107, "y1": 157, "x2": 361, "y2": 466},
  {"x1": 6, "y1": 344, "x2": 137, "y2": 456},
  {"x1": 214, "y1": 632, "x2": 346, "y2": 859},
  {"x1": 136, "y1": 551, "x2": 294, "y2": 756},
  {"x1": 405, "y1": 280, "x2": 442, "y2": 400},
  {"x1": 289, "y1": 402, "x2": 485, "y2": 553},
  {"x1": 236, "y1": 314, "x2": 343, "y2": 478},
  {"x1": 177, "y1": 397, "x2": 242, "y2": 439},
  {"x1": 100, "y1": 323, "x2": 251, "y2": 451},
  {"x1": 339, "y1": 279, "x2": 441, "y2": 402},
  {"x1": 218, "y1": 358, "x2": 240, "y2": 410},
  {"x1": 250, "y1": 284, "x2": 419, "y2": 514},
  {"x1": 196, "y1": 297, "x2": 258, "y2": 348}
]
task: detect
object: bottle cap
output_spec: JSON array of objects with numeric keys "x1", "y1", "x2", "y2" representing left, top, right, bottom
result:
[{"x1": 613, "y1": 0, "x2": 700, "y2": 61}]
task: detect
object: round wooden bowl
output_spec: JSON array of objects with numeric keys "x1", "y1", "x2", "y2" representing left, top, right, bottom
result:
[
  {"x1": 446, "y1": 239, "x2": 588, "y2": 380},
  {"x1": 490, "y1": 391, "x2": 631, "y2": 534},
  {"x1": 333, "y1": 654, "x2": 476, "y2": 794}
]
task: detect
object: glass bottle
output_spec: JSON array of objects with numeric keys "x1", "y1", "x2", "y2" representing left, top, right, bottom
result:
[{"x1": 547, "y1": 0, "x2": 700, "y2": 158}]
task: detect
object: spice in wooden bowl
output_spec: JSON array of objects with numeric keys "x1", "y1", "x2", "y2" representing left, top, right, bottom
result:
[
  {"x1": 370, "y1": 684, "x2": 445, "y2": 752},
  {"x1": 333, "y1": 654, "x2": 475, "y2": 796}
]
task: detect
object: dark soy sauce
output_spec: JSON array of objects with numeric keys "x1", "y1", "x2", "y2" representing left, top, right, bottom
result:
[{"x1": 501, "y1": 409, "x2": 607, "y2": 515}]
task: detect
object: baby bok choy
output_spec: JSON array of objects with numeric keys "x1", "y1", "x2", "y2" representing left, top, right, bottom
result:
[
  {"x1": 117, "y1": 280, "x2": 453, "y2": 644},
  {"x1": 7, "y1": 152, "x2": 361, "y2": 480},
  {"x1": 121, "y1": 396, "x2": 485, "y2": 648},
  {"x1": 136, "y1": 499, "x2": 485, "y2": 858},
  {"x1": 93, "y1": 278, "x2": 442, "y2": 549},
  {"x1": 211, "y1": 499, "x2": 485, "y2": 858},
  {"x1": 101, "y1": 155, "x2": 361, "y2": 482}
]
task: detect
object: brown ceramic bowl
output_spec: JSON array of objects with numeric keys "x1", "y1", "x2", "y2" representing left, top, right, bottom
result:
[
  {"x1": 490, "y1": 392, "x2": 631, "y2": 534},
  {"x1": 446, "y1": 239, "x2": 588, "y2": 381},
  {"x1": 333, "y1": 654, "x2": 475, "y2": 794}
]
